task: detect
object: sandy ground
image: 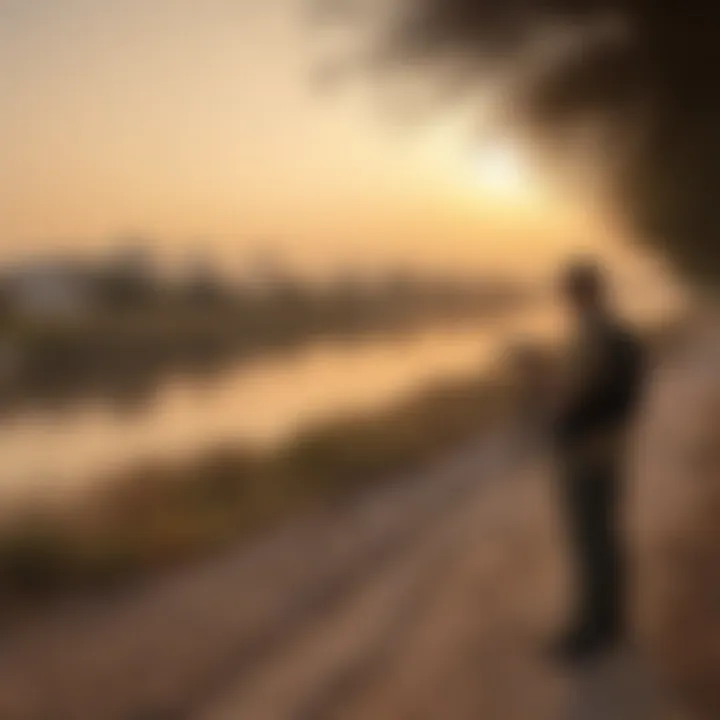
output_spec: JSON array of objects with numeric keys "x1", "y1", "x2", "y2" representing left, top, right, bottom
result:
[{"x1": 0, "y1": 326, "x2": 712, "y2": 720}]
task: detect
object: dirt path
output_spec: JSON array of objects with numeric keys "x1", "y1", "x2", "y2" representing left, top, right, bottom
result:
[{"x1": 0, "y1": 333, "x2": 708, "y2": 720}]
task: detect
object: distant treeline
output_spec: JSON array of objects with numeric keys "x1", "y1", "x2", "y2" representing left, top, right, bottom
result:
[{"x1": 0, "y1": 253, "x2": 533, "y2": 412}]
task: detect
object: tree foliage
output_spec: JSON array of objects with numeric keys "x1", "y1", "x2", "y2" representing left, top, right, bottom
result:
[{"x1": 315, "y1": 0, "x2": 720, "y2": 281}]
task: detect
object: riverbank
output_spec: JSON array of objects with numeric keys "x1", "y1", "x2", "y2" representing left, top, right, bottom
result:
[
  {"x1": 0, "y1": 316, "x2": 694, "y2": 720},
  {"x1": 0, "y1": 362, "x2": 515, "y2": 605},
  {"x1": 0, "y1": 284, "x2": 530, "y2": 414},
  {"x1": 0, "y1": 318, "x2": 681, "y2": 608}
]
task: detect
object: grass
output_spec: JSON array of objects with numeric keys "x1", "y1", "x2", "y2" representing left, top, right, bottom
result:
[
  {"x1": 0, "y1": 365, "x2": 515, "y2": 604},
  {"x1": 0, "y1": 317, "x2": 681, "y2": 607}
]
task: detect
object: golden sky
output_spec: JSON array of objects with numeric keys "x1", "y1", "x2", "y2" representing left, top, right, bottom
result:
[{"x1": 0, "y1": 0, "x2": 635, "y2": 277}]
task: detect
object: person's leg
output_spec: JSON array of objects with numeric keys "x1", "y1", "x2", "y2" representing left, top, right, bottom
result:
[
  {"x1": 563, "y1": 464, "x2": 592, "y2": 634},
  {"x1": 583, "y1": 459, "x2": 623, "y2": 640},
  {"x1": 552, "y1": 460, "x2": 592, "y2": 649},
  {"x1": 553, "y1": 455, "x2": 623, "y2": 660}
]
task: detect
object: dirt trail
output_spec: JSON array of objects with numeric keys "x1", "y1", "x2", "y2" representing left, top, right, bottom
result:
[{"x1": 0, "y1": 330, "x2": 710, "y2": 720}]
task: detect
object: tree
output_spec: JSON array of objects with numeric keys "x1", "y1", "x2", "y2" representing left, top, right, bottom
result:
[{"x1": 315, "y1": 1, "x2": 720, "y2": 282}]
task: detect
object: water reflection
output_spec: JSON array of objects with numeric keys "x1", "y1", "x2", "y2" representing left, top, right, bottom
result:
[{"x1": 0, "y1": 286, "x2": 681, "y2": 508}]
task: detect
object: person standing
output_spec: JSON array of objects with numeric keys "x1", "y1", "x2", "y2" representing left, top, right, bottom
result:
[{"x1": 551, "y1": 260, "x2": 645, "y2": 662}]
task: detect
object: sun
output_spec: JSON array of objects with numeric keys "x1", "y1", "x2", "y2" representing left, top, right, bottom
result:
[{"x1": 469, "y1": 141, "x2": 533, "y2": 200}]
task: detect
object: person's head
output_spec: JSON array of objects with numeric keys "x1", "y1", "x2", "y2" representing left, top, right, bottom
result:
[{"x1": 559, "y1": 259, "x2": 607, "y2": 315}]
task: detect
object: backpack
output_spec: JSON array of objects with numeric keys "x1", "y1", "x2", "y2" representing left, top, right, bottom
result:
[
  {"x1": 555, "y1": 322, "x2": 645, "y2": 446},
  {"x1": 601, "y1": 324, "x2": 645, "y2": 424}
]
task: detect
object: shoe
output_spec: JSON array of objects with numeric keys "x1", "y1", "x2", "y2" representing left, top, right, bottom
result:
[{"x1": 548, "y1": 623, "x2": 619, "y2": 666}]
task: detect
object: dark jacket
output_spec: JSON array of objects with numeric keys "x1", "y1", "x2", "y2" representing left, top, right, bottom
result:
[{"x1": 554, "y1": 314, "x2": 645, "y2": 452}]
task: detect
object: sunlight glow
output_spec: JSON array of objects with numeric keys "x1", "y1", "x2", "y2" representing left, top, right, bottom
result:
[{"x1": 469, "y1": 141, "x2": 535, "y2": 201}]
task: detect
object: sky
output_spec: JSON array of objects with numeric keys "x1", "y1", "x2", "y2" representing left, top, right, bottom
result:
[{"x1": 0, "y1": 0, "x2": 646, "y2": 278}]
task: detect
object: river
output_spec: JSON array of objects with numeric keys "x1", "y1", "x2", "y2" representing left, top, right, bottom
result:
[{"x1": 0, "y1": 287, "x2": 682, "y2": 508}]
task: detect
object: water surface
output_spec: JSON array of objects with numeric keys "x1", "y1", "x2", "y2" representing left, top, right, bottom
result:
[{"x1": 0, "y1": 287, "x2": 680, "y2": 507}]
